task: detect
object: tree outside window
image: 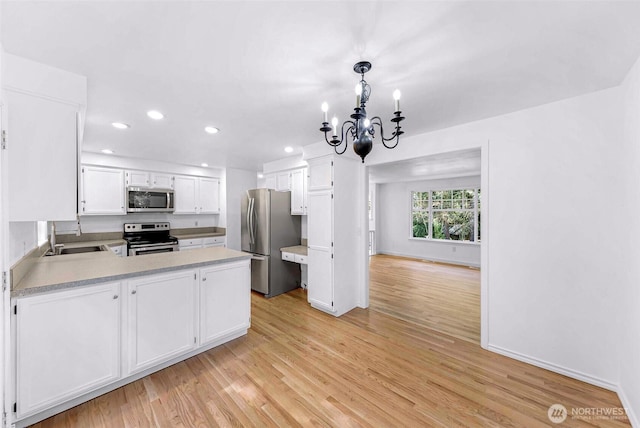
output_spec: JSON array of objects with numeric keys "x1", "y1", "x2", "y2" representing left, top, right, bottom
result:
[{"x1": 411, "y1": 188, "x2": 481, "y2": 242}]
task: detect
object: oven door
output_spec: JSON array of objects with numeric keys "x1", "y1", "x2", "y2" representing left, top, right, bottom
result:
[
  {"x1": 129, "y1": 243, "x2": 179, "y2": 256},
  {"x1": 127, "y1": 187, "x2": 175, "y2": 213}
]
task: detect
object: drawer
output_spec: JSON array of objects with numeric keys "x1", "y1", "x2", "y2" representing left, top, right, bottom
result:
[
  {"x1": 281, "y1": 252, "x2": 295, "y2": 262},
  {"x1": 294, "y1": 254, "x2": 307, "y2": 265},
  {"x1": 179, "y1": 238, "x2": 202, "y2": 247},
  {"x1": 203, "y1": 236, "x2": 225, "y2": 247}
]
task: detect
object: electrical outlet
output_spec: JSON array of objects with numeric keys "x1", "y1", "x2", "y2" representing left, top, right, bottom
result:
[
  {"x1": 195, "y1": 220, "x2": 198, "y2": 227},
  {"x1": 452, "y1": 246, "x2": 457, "y2": 253}
]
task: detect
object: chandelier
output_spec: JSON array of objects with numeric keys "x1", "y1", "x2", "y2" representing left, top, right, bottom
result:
[{"x1": 319, "y1": 61, "x2": 405, "y2": 163}]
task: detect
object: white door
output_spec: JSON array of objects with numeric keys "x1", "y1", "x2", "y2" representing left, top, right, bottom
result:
[
  {"x1": 126, "y1": 170, "x2": 149, "y2": 187},
  {"x1": 307, "y1": 247, "x2": 334, "y2": 312},
  {"x1": 173, "y1": 175, "x2": 198, "y2": 214},
  {"x1": 199, "y1": 261, "x2": 250, "y2": 345},
  {"x1": 199, "y1": 178, "x2": 220, "y2": 213},
  {"x1": 307, "y1": 190, "x2": 332, "y2": 249},
  {"x1": 15, "y1": 282, "x2": 121, "y2": 418},
  {"x1": 126, "y1": 270, "x2": 197, "y2": 374},
  {"x1": 81, "y1": 166, "x2": 126, "y2": 215}
]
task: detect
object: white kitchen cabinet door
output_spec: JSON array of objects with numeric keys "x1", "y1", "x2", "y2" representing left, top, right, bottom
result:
[
  {"x1": 307, "y1": 190, "x2": 332, "y2": 249},
  {"x1": 276, "y1": 171, "x2": 291, "y2": 191},
  {"x1": 199, "y1": 178, "x2": 220, "y2": 213},
  {"x1": 173, "y1": 175, "x2": 198, "y2": 214},
  {"x1": 290, "y1": 168, "x2": 307, "y2": 215},
  {"x1": 6, "y1": 90, "x2": 79, "y2": 221},
  {"x1": 199, "y1": 261, "x2": 250, "y2": 345},
  {"x1": 264, "y1": 174, "x2": 277, "y2": 190},
  {"x1": 126, "y1": 170, "x2": 149, "y2": 187},
  {"x1": 308, "y1": 157, "x2": 333, "y2": 191},
  {"x1": 307, "y1": 247, "x2": 334, "y2": 312},
  {"x1": 126, "y1": 270, "x2": 197, "y2": 374},
  {"x1": 151, "y1": 173, "x2": 174, "y2": 189},
  {"x1": 15, "y1": 282, "x2": 121, "y2": 418},
  {"x1": 81, "y1": 166, "x2": 126, "y2": 215}
]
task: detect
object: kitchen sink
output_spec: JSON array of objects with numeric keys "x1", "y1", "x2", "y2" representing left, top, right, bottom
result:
[
  {"x1": 60, "y1": 246, "x2": 105, "y2": 254},
  {"x1": 44, "y1": 245, "x2": 107, "y2": 256}
]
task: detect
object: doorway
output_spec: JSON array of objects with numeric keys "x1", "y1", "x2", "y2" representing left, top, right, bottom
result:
[{"x1": 364, "y1": 147, "x2": 486, "y2": 346}]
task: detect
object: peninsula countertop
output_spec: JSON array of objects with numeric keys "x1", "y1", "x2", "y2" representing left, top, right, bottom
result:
[{"x1": 12, "y1": 247, "x2": 250, "y2": 298}]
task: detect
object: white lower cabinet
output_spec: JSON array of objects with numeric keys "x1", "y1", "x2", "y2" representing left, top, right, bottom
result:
[
  {"x1": 126, "y1": 270, "x2": 197, "y2": 374},
  {"x1": 13, "y1": 260, "x2": 250, "y2": 426},
  {"x1": 15, "y1": 282, "x2": 121, "y2": 418},
  {"x1": 199, "y1": 261, "x2": 250, "y2": 345}
]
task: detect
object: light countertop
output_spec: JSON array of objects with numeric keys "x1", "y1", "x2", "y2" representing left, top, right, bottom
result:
[
  {"x1": 280, "y1": 245, "x2": 308, "y2": 256},
  {"x1": 172, "y1": 231, "x2": 226, "y2": 239},
  {"x1": 12, "y1": 247, "x2": 250, "y2": 298}
]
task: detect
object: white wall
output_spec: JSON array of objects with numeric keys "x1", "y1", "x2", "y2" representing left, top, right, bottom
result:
[
  {"x1": 224, "y1": 168, "x2": 257, "y2": 251},
  {"x1": 376, "y1": 176, "x2": 481, "y2": 267},
  {"x1": 8, "y1": 222, "x2": 36, "y2": 266},
  {"x1": 349, "y1": 84, "x2": 624, "y2": 391},
  {"x1": 619, "y1": 55, "x2": 640, "y2": 426}
]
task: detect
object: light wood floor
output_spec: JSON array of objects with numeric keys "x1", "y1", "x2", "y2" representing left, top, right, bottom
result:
[
  {"x1": 31, "y1": 256, "x2": 628, "y2": 427},
  {"x1": 369, "y1": 254, "x2": 481, "y2": 344}
]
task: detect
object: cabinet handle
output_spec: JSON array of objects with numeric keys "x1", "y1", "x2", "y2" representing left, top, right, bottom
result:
[
  {"x1": 202, "y1": 277, "x2": 207, "y2": 281},
  {"x1": 113, "y1": 295, "x2": 118, "y2": 299},
  {"x1": 131, "y1": 290, "x2": 137, "y2": 295}
]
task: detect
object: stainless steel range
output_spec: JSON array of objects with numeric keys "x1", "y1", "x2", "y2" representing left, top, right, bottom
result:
[{"x1": 123, "y1": 222, "x2": 179, "y2": 256}]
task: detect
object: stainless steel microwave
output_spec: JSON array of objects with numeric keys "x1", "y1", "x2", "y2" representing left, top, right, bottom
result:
[{"x1": 126, "y1": 187, "x2": 175, "y2": 213}]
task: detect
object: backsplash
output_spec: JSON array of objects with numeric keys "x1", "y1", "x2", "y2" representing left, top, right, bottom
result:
[{"x1": 55, "y1": 213, "x2": 219, "y2": 235}]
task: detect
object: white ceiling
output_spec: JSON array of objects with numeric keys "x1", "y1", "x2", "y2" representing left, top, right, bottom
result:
[
  {"x1": 368, "y1": 149, "x2": 481, "y2": 183},
  {"x1": 3, "y1": 1, "x2": 640, "y2": 173}
]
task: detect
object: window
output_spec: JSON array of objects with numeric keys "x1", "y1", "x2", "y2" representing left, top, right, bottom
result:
[{"x1": 411, "y1": 188, "x2": 481, "y2": 242}]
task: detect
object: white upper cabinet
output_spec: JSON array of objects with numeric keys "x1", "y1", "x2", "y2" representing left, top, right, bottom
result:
[
  {"x1": 264, "y1": 174, "x2": 277, "y2": 189},
  {"x1": 126, "y1": 171, "x2": 174, "y2": 189},
  {"x1": 80, "y1": 166, "x2": 126, "y2": 215},
  {"x1": 290, "y1": 168, "x2": 307, "y2": 215},
  {"x1": 4, "y1": 54, "x2": 87, "y2": 221},
  {"x1": 308, "y1": 160, "x2": 333, "y2": 191},
  {"x1": 199, "y1": 178, "x2": 220, "y2": 213},
  {"x1": 276, "y1": 171, "x2": 291, "y2": 191},
  {"x1": 150, "y1": 173, "x2": 174, "y2": 189},
  {"x1": 174, "y1": 175, "x2": 219, "y2": 214},
  {"x1": 173, "y1": 175, "x2": 199, "y2": 214},
  {"x1": 125, "y1": 171, "x2": 150, "y2": 187}
]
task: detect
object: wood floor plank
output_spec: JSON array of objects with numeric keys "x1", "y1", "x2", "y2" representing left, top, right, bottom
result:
[{"x1": 28, "y1": 255, "x2": 629, "y2": 427}]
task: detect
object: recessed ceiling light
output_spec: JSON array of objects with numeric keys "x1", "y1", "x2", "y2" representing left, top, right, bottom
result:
[
  {"x1": 284, "y1": 146, "x2": 293, "y2": 153},
  {"x1": 112, "y1": 122, "x2": 130, "y2": 129},
  {"x1": 101, "y1": 149, "x2": 115, "y2": 154},
  {"x1": 257, "y1": 173, "x2": 264, "y2": 179},
  {"x1": 201, "y1": 163, "x2": 209, "y2": 167},
  {"x1": 147, "y1": 110, "x2": 164, "y2": 120},
  {"x1": 204, "y1": 126, "x2": 219, "y2": 134}
]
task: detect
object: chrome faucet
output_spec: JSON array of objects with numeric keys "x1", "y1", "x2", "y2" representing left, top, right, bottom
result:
[{"x1": 50, "y1": 223, "x2": 56, "y2": 253}]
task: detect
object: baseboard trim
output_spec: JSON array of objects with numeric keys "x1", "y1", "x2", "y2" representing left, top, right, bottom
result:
[
  {"x1": 617, "y1": 385, "x2": 639, "y2": 427},
  {"x1": 376, "y1": 250, "x2": 480, "y2": 268},
  {"x1": 487, "y1": 344, "x2": 618, "y2": 391}
]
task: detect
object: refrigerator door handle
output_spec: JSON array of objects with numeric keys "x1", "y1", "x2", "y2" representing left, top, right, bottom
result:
[
  {"x1": 247, "y1": 197, "x2": 255, "y2": 246},
  {"x1": 251, "y1": 255, "x2": 266, "y2": 261},
  {"x1": 250, "y1": 198, "x2": 257, "y2": 246}
]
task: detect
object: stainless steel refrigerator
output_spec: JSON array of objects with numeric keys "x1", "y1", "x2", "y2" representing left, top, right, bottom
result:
[{"x1": 241, "y1": 189, "x2": 301, "y2": 297}]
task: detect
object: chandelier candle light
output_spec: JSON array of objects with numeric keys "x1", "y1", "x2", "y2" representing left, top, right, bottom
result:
[{"x1": 320, "y1": 61, "x2": 405, "y2": 163}]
